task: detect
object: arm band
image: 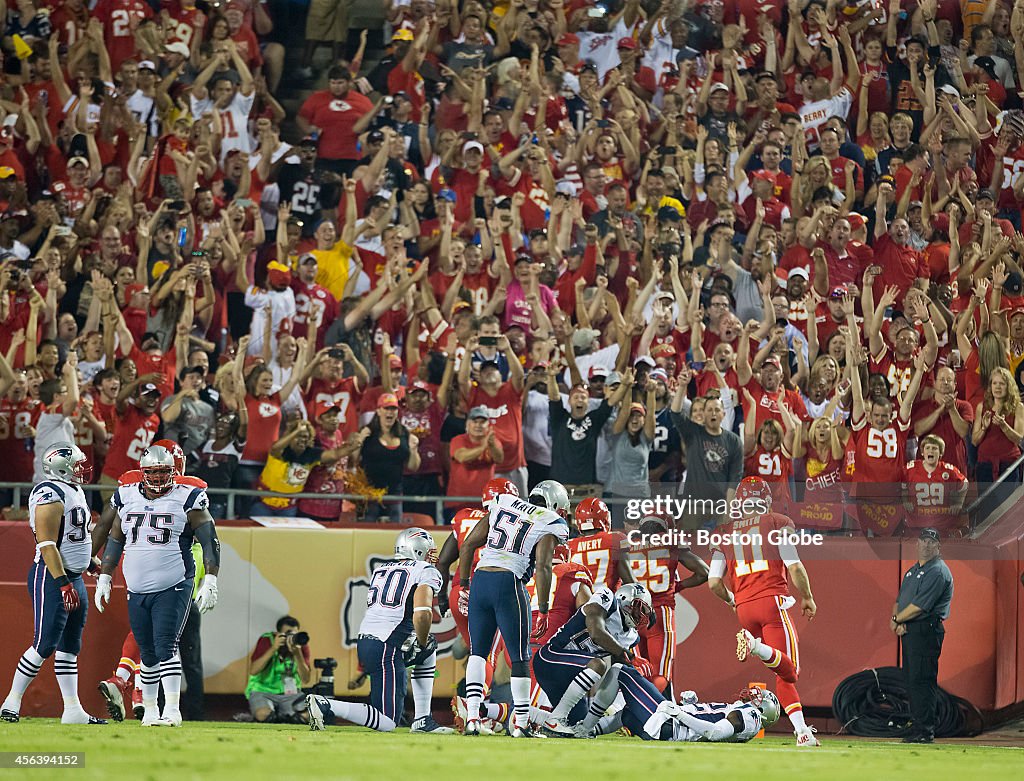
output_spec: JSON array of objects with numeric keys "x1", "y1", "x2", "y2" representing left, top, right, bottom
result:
[
  {"x1": 101, "y1": 536, "x2": 125, "y2": 569},
  {"x1": 413, "y1": 606, "x2": 433, "y2": 613},
  {"x1": 194, "y1": 521, "x2": 221, "y2": 568},
  {"x1": 778, "y1": 540, "x2": 801, "y2": 568},
  {"x1": 36, "y1": 540, "x2": 57, "y2": 551}
]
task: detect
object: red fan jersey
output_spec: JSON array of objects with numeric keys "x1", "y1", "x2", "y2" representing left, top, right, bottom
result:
[
  {"x1": 845, "y1": 411, "x2": 910, "y2": 490},
  {"x1": 568, "y1": 530, "x2": 627, "y2": 591},
  {"x1": 626, "y1": 541, "x2": 684, "y2": 608},
  {"x1": 0, "y1": 397, "x2": 40, "y2": 482},
  {"x1": 304, "y1": 377, "x2": 360, "y2": 439},
  {"x1": 526, "y1": 561, "x2": 593, "y2": 644},
  {"x1": 904, "y1": 460, "x2": 968, "y2": 529},
  {"x1": 714, "y1": 512, "x2": 793, "y2": 605},
  {"x1": 743, "y1": 445, "x2": 792, "y2": 510},
  {"x1": 451, "y1": 507, "x2": 487, "y2": 576},
  {"x1": 100, "y1": 404, "x2": 160, "y2": 480}
]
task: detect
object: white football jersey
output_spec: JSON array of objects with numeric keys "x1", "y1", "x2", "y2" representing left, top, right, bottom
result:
[
  {"x1": 358, "y1": 558, "x2": 442, "y2": 644},
  {"x1": 675, "y1": 701, "x2": 762, "y2": 743},
  {"x1": 547, "y1": 586, "x2": 638, "y2": 655},
  {"x1": 29, "y1": 480, "x2": 92, "y2": 573},
  {"x1": 476, "y1": 494, "x2": 569, "y2": 579},
  {"x1": 111, "y1": 481, "x2": 210, "y2": 593}
]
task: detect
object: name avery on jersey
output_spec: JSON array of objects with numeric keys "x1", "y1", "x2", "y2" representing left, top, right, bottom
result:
[
  {"x1": 626, "y1": 528, "x2": 824, "y2": 548},
  {"x1": 341, "y1": 555, "x2": 457, "y2": 655},
  {"x1": 625, "y1": 496, "x2": 771, "y2": 522}
]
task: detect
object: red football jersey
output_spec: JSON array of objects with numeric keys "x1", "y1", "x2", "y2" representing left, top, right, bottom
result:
[
  {"x1": 451, "y1": 507, "x2": 487, "y2": 575},
  {"x1": 304, "y1": 377, "x2": 360, "y2": 439},
  {"x1": 526, "y1": 561, "x2": 593, "y2": 644},
  {"x1": 101, "y1": 405, "x2": 160, "y2": 480},
  {"x1": 0, "y1": 397, "x2": 40, "y2": 482},
  {"x1": 568, "y1": 530, "x2": 627, "y2": 591},
  {"x1": 743, "y1": 445, "x2": 792, "y2": 509},
  {"x1": 845, "y1": 411, "x2": 910, "y2": 489},
  {"x1": 715, "y1": 512, "x2": 793, "y2": 605},
  {"x1": 626, "y1": 542, "x2": 682, "y2": 608},
  {"x1": 904, "y1": 460, "x2": 967, "y2": 529}
]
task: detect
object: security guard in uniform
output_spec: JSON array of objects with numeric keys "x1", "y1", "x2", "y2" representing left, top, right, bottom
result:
[{"x1": 891, "y1": 528, "x2": 954, "y2": 743}]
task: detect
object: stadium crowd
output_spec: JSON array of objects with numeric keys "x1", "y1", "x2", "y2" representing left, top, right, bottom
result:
[{"x1": 0, "y1": 0, "x2": 1022, "y2": 534}]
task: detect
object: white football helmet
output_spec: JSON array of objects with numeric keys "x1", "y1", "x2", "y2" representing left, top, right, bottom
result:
[
  {"x1": 742, "y1": 687, "x2": 781, "y2": 727},
  {"x1": 41, "y1": 443, "x2": 91, "y2": 485},
  {"x1": 614, "y1": 583, "x2": 655, "y2": 630},
  {"x1": 395, "y1": 527, "x2": 438, "y2": 563},
  {"x1": 139, "y1": 445, "x2": 176, "y2": 495}
]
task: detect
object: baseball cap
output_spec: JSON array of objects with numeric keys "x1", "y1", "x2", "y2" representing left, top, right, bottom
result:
[
  {"x1": 650, "y1": 344, "x2": 676, "y2": 359},
  {"x1": 752, "y1": 169, "x2": 776, "y2": 182},
  {"x1": 847, "y1": 213, "x2": 866, "y2": 231},
  {"x1": 919, "y1": 528, "x2": 940, "y2": 542},
  {"x1": 829, "y1": 285, "x2": 847, "y2": 300},
  {"x1": 648, "y1": 368, "x2": 670, "y2": 383},
  {"x1": 605, "y1": 371, "x2": 623, "y2": 386},
  {"x1": 492, "y1": 97, "x2": 515, "y2": 111},
  {"x1": 629, "y1": 402, "x2": 647, "y2": 416},
  {"x1": 138, "y1": 60, "x2": 157, "y2": 72},
  {"x1": 556, "y1": 180, "x2": 576, "y2": 196},
  {"x1": 566, "y1": 244, "x2": 586, "y2": 256},
  {"x1": 367, "y1": 129, "x2": 385, "y2": 144},
  {"x1": 571, "y1": 328, "x2": 601, "y2": 351},
  {"x1": 392, "y1": 29, "x2": 414, "y2": 42},
  {"x1": 930, "y1": 213, "x2": 950, "y2": 234},
  {"x1": 588, "y1": 365, "x2": 609, "y2": 379},
  {"x1": 463, "y1": 140, "x2": 484, "y2": 155},
  {"x1": 298, "y1": 253, "x2": 317, "y2": 265},
  {"x1": 657, "y1": 205, "x2": 682, "y2": 222},
  {"x1": 299, "y1": 135, "x2": 318, "y2": 148},
  {"x1": 788, "y1": 266, "x2": 810, "y2": 280},
  {"x1": 938, "y1": 84, "x2": 960, "y2": 97},
  {"x1": 179, "y1": 365, "x2": 204, "y2": 380},
  {"x1": 468, "y1": 405, "x2": 490, "y2": 420},
  {"x1": 165, "y1": 42, "x2": 190, "y2": 58},
  {"x1": 557, "y1": 33, "x2": 580, "y2": 46},
  {"x1": 710, "y1": 82, "x2": 729, "y2": 93},
  {"x1": 138, "y1": 383, "x2": 160, "y2": 396},
  {"x1": 316, "y1": 403, "x2": 342, "y2": 418},
  {"x1": 617, "y1": 37, "x2": 638, "y2": 49},
  {"x1": 634, "y1": 356, "x2": 656, "y2": 369},
  {"x1": 377, "y1": 393, "x2": 400, "y2": 409},
  {"x1": 0, "y1": 166, "x2": 16, "y2": 179},
  {"x1": 409, "y1": 380, "x2": 432, "y2": 395},
  {"x1": 68, "y1": 156, "x2": 88, "y2": 168},
  {"x1": 977, "y1": 189, "x2": 995, "y2": 201},
  {"x1": 437, "y1": 187, "x2": 457, "y2": 203},
  {"x1": 762, "y1": 356, "x2": 782, "y2": 370}
]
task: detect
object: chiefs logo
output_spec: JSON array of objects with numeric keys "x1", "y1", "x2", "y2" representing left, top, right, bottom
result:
[
  {"x1": 329, "y1": 100, "x2": 353, "y2": 112},
  {"x1": 341, "y1": 555, "x2": 458, "y2": 653}
]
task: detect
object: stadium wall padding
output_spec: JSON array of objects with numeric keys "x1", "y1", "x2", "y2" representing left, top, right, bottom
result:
[{"x1": 0, "y1": 521, "x2": 1020, "y2": 717}]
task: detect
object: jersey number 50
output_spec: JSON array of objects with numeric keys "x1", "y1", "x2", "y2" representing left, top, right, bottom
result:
[
  {"x1": 367, "y1": 567, "x2": 410, "y2": 608},
  {"x1": 488, "y1": 510, "x2": 534, "y2": 555}
]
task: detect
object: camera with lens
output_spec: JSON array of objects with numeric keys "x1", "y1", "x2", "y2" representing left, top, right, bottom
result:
[
  {"x1": 282, "y1": 630, "x2": 309, "y2": 647},
  {"x1": 312, "y1": 657, "x2": 337, "y2": 697}
]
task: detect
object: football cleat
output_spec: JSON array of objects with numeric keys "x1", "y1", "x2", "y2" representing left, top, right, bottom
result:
[
  {"x1": 656, "y1": 700, "x2": 682, "y2": 719},
  {"x1": 796, "y1": 726, "x2": 821, "y2": 747},
  {"x1": 509, "y1": 723, "x2": 546, "y2": 738},
  {"x1": 451, "y1": 696, "x2": 468, "y2": 734},
  {"x1": 540, "y1": 718, "x2": 576, "y2": 738},
  {"x1": 736, "y1": 630, "x2": 762, "y2": 663},
  {"x1": 410, "y1": 715, "x2": 455, "y2": 734},
  {"x1": 572, "y1": 722, "x2": 597, "y2": 739},
  {"x1": 141, "y1": 712, "x2": 163, "y2": 727},
  {"x1": 132, "y1": 687, "x2": 144, "y2": 720},
  {"x1": 160, "y1": 711, "x2": 182, "y2": 727},
  {"x1": 60, "y1": 710, "x2": 107, "y2": 725},
  {"x1": 463, "y1": 718, "x2": 493, "y2": 736},
  {"x1": 1, "y1": 709, "x2": 19, "y2": 722},
  {"x1": 482, "y1": 717, "x2": 503, "y2": 735},
  {"x1": 307, "y1": 694, "x2": 330, "y2": 731},
  {"x1": 98, "y1": 677, "x2": 131, "y2": 722}
]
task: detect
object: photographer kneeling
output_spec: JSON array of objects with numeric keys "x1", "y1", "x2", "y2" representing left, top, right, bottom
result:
[{"x1": 245, "y1": 616, "x2": 313, "y2": 723}]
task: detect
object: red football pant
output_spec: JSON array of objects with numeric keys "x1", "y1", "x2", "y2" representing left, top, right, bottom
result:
[
  {"x1": 117, "y1": 632, "x2": 140, "y2": 678},
  {"x1": 638, "y1": 604, "x2": 675, "y2": 693},
  {"x1": 737, "y1": 595, "x2": 801, "y2": 715}
]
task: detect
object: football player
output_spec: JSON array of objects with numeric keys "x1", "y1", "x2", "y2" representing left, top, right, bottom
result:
[
  {"x1": 597, "y1": 676, "x2": 780, "y2": 743},
  {"x1": 307, "y1": 528, "x2": 452, "y2": 734},
  {"x1": 1, "y1": 444, "x2": 106, "y2": 724},
  {"x1": 535, "y1": 583, "x2": 653, "y2": 738},
  {"x1": 95, "y1": 440, "x2": 208, "y2": 721},
  {"x1": 626, "y1": 515, "x2": 709, "y2": 695},
  {"x1": 568, "y1": 498, "x2": 633, "y2": 590},
  {"x1": 457, "y1": 479, "x2": 570, "y2": 737},
  {"x1": 707, "y1": 477, "x2": 820, "y2": 747},
  {"x1": 94, "y1": 446, "x2": 221, "y2": 727}
]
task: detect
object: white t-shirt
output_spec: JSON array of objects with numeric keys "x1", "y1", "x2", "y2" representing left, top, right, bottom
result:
[
  {"x1": 33, "y1": 412, "x2": 76, "y2": 483},
  {"x1": 190, "y1": 90, "x2": 256, "y2": 159}
]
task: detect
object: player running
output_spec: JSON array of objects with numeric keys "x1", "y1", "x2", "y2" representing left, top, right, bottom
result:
[
  {"x1": 307, "y1": 528, "x2": 452, "y2": 734},
  {"x1": 706, "y1": 477, "x2": 820, "y2": 747},
  {"x1": 626, "y1": 515, "x2": 709, "y2": 695},
  {"x1": 568, "y1": 498, "x2": 633, "y2": 590},
  {"x1": 535, "y1": 583, "x2": 653, "y2": 738},
  {"x1": 94, "y1": 440, "x2": 208, "y2": 722},
  {"x1": 94, "y1": 445, "x2": 221, "y2": 727},
  {"x1": 1, "y1": 444, "x2": 106, "y2": 724},
  {"x1": 457, "y1": 479, "x2": 570, "y2": 737}
]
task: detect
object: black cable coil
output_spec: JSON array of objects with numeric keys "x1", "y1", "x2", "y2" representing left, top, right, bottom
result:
[{"x1": 832, "y1": 667, "x2": 985, "y2": 738}]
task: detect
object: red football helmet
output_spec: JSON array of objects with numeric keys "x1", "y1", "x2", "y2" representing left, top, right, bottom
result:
[
  {"x1": 553, "y1": 543, "x2": 570, "y2": 564},
  {"x1": 735, "y1": 476, "x2": 773, "y2": 513},
  {"x1": 153, "y1": 439, "x2": 185, "y2": 476},
  {"x1": 575, "y1": 497, "x2": 611, "y2": 534},
  {"x1": 482, "y1": 478, "x2": 519, "y2": 508}
]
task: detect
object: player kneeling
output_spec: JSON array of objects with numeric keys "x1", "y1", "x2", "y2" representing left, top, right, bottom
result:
[{"x1": 307, "y1": 529, "x2": 452, "y2": 734}]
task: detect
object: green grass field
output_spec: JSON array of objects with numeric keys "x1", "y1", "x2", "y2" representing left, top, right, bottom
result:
[{"x1": 0, "y1": 721, "x2": 1021, "y2": 780}]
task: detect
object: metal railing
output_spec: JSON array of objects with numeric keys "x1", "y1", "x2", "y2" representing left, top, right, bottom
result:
[{"x1": 964, "y1": 450, "x2": 1024, "y2": 530}]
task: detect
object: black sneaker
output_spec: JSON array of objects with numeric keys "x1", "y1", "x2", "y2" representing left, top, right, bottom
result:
[{"x1": 1, "y1": 709, "x2": 19, "y2": 723}]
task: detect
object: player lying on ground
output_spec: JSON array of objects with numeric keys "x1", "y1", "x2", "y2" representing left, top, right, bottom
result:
[{"x1": 307, "y1": 528, "x2": 452, "y2": 734}]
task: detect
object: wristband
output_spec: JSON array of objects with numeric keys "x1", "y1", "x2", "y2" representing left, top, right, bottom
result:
[
  {"x1": 55, "y1": 574, "x2": 71, "y2": 588},
  {"x1": 538, "y1": 605, "x2": 549, "y2": 614},
  {"x1": 459, "y1": 577, "x2": 470, "y2": 587},
  {"x1": 891, "y1": 614, "x2": 899, "y2": 624}
]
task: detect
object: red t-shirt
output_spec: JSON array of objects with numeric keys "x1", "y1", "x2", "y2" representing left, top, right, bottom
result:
[
  {"x1": 446, "y1": 433, "x2": 497, "y2": 508},
  {"x1": 466, "y1": 382, "x2": 524, "y2": 472},
  {"x1": 871, "y1": 233, "x2": 927, "y2": 305},
  {"x1": 129, "y1": 344, "x2": 177, "y2": 399},
  {"x1": 910, "y1": 398, "x2": 973, "y2": 475},
  {"x1": 101, "y1": 404, "x2": 160, "y2": 479},
  {"x1": 242, "y1": 392, "x2": 282, "y2": 464},
  {"x1": 398, "y1": 402, "x2": 446, "y2": 476},
  {"x1": 299, "y1": 90, "x2": 374, "y2": 160},
  {"x1": 742, "y1": 376, "x2": 809, "y2": 430}
]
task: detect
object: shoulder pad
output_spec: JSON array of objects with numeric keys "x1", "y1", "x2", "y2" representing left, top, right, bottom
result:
[
  {"x1": 118, "y1": 469, "x2": 143, "y2": 486},
  {"x1": 175, "y1": 475, "x2": 209, "y2": 489}
]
